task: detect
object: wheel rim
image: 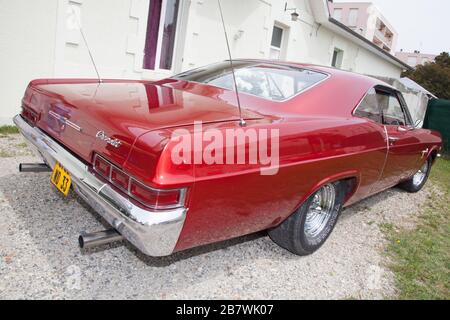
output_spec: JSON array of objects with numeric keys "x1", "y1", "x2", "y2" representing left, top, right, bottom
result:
[
  {"x1": 304, "y1": 184, "x2": 336, "y2": 240},
  {"x1": 412, "y1": 161, "x2": 429, "y2": 187}
]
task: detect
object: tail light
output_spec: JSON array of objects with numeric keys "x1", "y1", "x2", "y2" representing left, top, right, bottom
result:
[
  {"x1": 94, "y1": 156, "x2": 111, "y2": 178},
  {"x1": 130, "y1": 180, "x2": 183, "y2": 210},
  {"x1": 93, "y1": 154, "x2": 186, "y2": 210},
  {"x1": 21, "y1": 105, "x2": 40, "y2": 126},
  {"x1": 111, "y1": 167, "x2": 130, "y2": 191}
]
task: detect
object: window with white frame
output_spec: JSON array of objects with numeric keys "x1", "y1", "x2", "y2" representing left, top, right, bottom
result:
[
  {"x1": 332, "y1": 48, "x2": 344, "y2": 68},
  {"x1": 143, "y1": 0, "x2": 180, "y2": 71},
  {"x1": 270, "y1": 25, "x2": 285, "y2": 60}
]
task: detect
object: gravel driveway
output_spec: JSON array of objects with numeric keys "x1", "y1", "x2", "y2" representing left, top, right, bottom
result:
[{"x1": 0, "y1": 135, "x2": 434, "y2": 300}]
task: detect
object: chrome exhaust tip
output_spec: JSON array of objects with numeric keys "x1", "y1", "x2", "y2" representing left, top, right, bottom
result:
[
  {"x1": 79, "y1": 229, "x2": 124, "y2": 249},
  {"x1": 19, "y1": 163, "x2": 52, "y2": 173}
]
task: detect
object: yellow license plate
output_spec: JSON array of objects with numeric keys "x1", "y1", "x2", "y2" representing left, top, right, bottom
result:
[{"x1": 51, "y1": 162, "x2": 72, "y2": 196}]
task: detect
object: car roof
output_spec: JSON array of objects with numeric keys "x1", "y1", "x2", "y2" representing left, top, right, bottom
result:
[{"x1": 232, "y1": 59, "x2": 394, "y2": 89}]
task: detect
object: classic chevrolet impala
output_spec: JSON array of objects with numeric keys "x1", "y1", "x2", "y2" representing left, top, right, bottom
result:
[{"x1": 14, "y1": 60, "x2": 442, "y2": 257}]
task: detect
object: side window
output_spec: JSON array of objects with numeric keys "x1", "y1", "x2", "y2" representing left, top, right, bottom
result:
[
  {"x1": 377, "y1": 91, "x2": 407, "y2": 126},
  {"x1": 354, "y1": 88, "x2": 381, "y2": 123}
]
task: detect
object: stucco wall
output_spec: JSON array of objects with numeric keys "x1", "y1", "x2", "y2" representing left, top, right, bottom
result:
[
  {"x1": 0, "y1": 0, "x2": 58, "y2": 125},
  {"x1": 181, "y1": 0, "x2": 403, "y2": 78},
  {"x1": 0, "y1": 0, "x2": 403, "y2": 124}
]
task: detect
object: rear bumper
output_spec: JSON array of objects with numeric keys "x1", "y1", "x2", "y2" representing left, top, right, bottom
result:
[{"x1": 13, "y1": 115, "x2": 187, "y2": 257}]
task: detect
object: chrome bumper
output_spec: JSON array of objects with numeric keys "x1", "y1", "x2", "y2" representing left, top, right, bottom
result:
[{"x1": 13, "y1": 115, "x2": 187, "y2": 257}]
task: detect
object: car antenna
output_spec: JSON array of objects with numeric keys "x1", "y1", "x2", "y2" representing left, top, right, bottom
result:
[
  {"x1": 71, "y1": 7, "x2": 102, "y2": 84},
  {"x1": 217, "y1": 0, "x2": 246, "y2": 127}
]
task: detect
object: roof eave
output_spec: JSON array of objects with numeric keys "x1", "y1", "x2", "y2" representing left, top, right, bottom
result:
[{"x1": 327, "y1": 18, "x2": 413, "y2": 71}]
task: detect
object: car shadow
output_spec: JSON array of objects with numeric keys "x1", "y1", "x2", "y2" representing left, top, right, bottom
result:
[
  {"x1": 0, "y1": 171, "x2": 275, "y2": 268},
  {"x1": 0, "y1": 169, "x2": 406, "y2": 268}
]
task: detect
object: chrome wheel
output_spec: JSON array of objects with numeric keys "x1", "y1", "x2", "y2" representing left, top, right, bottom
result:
[
  {"x1": 304, "y1": 184, "x2": 337, "y2": 240},
  {"x1": 412, "y1": 162, "x2": 429, "y2": 187}
]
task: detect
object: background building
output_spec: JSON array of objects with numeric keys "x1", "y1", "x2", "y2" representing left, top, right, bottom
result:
[
  {"x1": 0, "y1": 0, "x2": 411, "y2": 125},
  {"x1": 395, "y1": 50, "x2": 437, "y2": 68},
  {"x1": 328, "y1": 1, "x2": 398, "y2": 53}
]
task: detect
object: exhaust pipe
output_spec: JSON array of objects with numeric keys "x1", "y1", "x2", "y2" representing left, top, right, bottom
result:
[
  {"x1": 79, "y1": 229, "x2": 124, "y2": 249},
  {"x1": 19, "y1": 163, "x2": 52, "y2": 173}
]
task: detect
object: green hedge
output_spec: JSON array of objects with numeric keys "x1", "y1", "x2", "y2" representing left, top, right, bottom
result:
[{"x1": 424, "y1": 99, "x2": 450, "y2": 154}]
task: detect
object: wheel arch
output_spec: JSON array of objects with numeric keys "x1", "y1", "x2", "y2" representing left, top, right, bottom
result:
[
  {"x1": 429, "y1": 146, "x2": 441, "y2": 165},
  {"x1": 292, "y1": 170, "x2": 361, "y2": 214}
]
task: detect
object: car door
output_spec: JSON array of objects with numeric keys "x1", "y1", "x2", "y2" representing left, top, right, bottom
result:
[
  {"x1": 376, "y1": 88, "x2": 423, "y2": 189},
  {"x1": 352, "y1": 87, "x2": 389, "y2": 199}
]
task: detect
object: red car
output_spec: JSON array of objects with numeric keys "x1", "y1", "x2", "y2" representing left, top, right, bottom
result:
[{"x1": 14, "y1": 60, "x2": 442, "y2": 257}]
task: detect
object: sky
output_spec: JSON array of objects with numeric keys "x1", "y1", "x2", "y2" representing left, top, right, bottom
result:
[{"x1": 334, "y1": 0, "x2": 450, "y2": 55}]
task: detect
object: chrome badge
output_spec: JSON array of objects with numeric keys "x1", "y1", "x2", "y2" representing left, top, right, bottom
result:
[{"x1": 96, "y1": 131, "x2": 122, "y2": 148}]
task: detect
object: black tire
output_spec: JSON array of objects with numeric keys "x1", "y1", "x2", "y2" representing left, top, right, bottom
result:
[
  {"x1": 399, "y1": 158, "x2": 432, "y2": 193},
  {"x1": 269, "y1": 181, "x2": 346, "y2": 256}
]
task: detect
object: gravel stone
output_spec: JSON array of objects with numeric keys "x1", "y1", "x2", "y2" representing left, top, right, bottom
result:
[{"x1": 0, "y1": 135, "x2": 434, "y2": 299}]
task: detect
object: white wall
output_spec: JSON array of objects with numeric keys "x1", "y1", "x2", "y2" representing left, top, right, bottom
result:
[
  {"x1": 180, "y1": 0, "x2": 403, "y2": 77},
  {"x1": 53, "y1": 0, "x2": 150, "y2": 79},
  {"x1": 0, "y1": 0, "x2": 58, "y2": 125},
  {"x1": 0, "y1": 0, "x2": 403, "y2": 125}
]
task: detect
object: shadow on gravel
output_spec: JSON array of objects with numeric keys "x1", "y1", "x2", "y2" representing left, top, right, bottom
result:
[
  {"x1": 340, "y1": 188, "x2": 408, "y2": 221},
  {"x1": 0, "y1": 170, "x2": 403, "y2": 267},
  {"x1": 0, "y1": 172, "x2": 271, "y2": 267}
]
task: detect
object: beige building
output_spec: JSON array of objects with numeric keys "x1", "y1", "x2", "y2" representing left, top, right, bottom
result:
[
  {"x1": 329, "y1": 1, "x2": 398, "y2": 54},
  {"x1": 395, "y1": 50, "x2": 437, "y2": 68}
]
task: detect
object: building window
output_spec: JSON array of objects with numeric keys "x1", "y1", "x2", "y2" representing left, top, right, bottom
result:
[
  {"x1": 270, "y1": 25, "x2": 284, "y2": 60},
  {"x1": 143, "y1": 0, "x2": 180, "y2": 71},
  {"x1": 331, "y1": 48, "x2": 344, "y2": 68},
  {"x1": 333, "y1": 9, "x2": 343, "y2": 22},
  {"x1": 348, "y1": 8, "x2": 359, "y2": 26}
]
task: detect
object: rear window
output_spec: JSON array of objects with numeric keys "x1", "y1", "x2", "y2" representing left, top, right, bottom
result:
[{"x1": 173, "y1": 61, "x2": 328, "y2": 101}]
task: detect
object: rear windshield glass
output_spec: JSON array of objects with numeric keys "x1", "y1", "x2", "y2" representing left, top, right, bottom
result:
[{"x1": 173, "y1": 61, "x2": 328, "y2": 101}]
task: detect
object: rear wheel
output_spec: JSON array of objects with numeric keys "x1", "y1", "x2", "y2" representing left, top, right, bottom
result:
[
  {"x1": 269, "y1": 182, "x2": 346, "y2": 256},
  {"x1": 399, "y1": 158, "x2": 432, "y2": 193}
]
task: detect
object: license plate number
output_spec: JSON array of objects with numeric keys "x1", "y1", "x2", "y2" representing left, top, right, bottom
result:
[{"x1": 51, "y1": 162, "x2": 72, "y2": 196}]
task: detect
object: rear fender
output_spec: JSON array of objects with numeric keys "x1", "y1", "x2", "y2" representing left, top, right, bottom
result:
[{"x1": 292, "y1": 170, "x2": 361, "y2": 213}]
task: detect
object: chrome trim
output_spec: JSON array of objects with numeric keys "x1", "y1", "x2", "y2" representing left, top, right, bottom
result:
[
  {"x1": 412, "y1": 161, "x2": 429, "y2": 187},
  {"x1": 93, "y1": 154, "x2": 187, "y2": 210},
  {"x1": 48, "y1": 110, "x2": 82, "y2": 132},
  {"x1": 304, "y1": 184, "x2": 336, "y2": 241},
  {"x1": 13, "y1": 115, "x2": 187, "y2": 257},
  {"x1": 95, "y1": 131, "x2": 122, "y2": 148}
]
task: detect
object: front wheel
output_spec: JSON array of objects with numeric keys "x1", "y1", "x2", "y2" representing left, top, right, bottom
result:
[
  {"x1": 399, "y1": 158, "x2": 432, "y2": 193},
  {"x1": 269, "y1": 182, "x2": 346, "y2": 256}
]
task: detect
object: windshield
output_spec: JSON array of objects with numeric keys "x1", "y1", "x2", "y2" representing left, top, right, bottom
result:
[{"x1": 174, "y1": 61, "x2": 329, "y2": 101}]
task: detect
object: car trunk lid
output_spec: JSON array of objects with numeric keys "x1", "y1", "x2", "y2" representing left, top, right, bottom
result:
[{"x1": 23, "y1": 80, "x2": 262, "y2": 168}]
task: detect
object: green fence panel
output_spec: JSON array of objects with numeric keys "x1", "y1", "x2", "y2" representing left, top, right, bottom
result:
[{"x1": 424, "y1": 99, "x2": 450, "y2": 153}]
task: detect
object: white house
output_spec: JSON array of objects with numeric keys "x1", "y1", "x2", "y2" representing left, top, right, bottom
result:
[{"x1": 0, "y1": 0, "x2": 411, "y2": 125}]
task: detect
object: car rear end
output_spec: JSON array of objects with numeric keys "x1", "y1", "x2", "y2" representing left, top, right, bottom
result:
[{"x1": 15, "y1": 80, "x2": 193, "y2": 257}]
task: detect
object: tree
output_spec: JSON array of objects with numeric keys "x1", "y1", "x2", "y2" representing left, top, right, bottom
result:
[{"x1": 402, "y1": 52, "x2": 450, "y2": 100}]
